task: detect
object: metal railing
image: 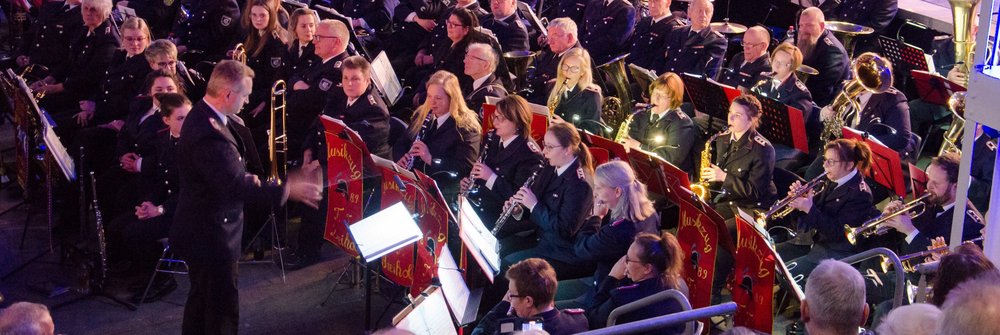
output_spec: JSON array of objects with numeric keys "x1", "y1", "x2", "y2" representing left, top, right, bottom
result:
[
  {"x1": 839, "y1": 247, "x2": 905, "y2": 309},
  {"x1": 579, "y1": 302, "x2": 738, "y2": 335},
  {"x1": 607, "y1": 289, "x2": 694, "y2": 333}
]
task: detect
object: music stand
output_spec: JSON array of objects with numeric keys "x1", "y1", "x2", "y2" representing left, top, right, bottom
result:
[
  {"x1": 456, "y1": 199, "x2": 501, "y2": 281},
  {"x1": 392, "y1": 286, "x2": 459, "y2": 335},
  {"x1": 437, "y1": 246, "x2": 482, "y2": 327},
  {"x1": 911, "y1": 70, "x2": 966, "y2": 106},
  {"x1": 584, "y1": 133, "x2": 630, "y2": 161},
  {"x1": 682, "y1": 74, "x2": 737, "y2": 134},
  {"x1": 750, "y1": 94, "x2": 809, "y2": 154},
  {"x1": 730, "y1": 209, "x2": 779, "y2": 334},
  {"x1": 907, "y1": 163, "x2": 928, "y2": 199},
  {"x1": 370, "y1": 51, "x2": 404, "y2": 107},
  {"x1": 842, "y1": 127, "x2": 906, "y2": 198},
  {"x1": 675, "y1": 199, "x2": 724, "y2": 310},
  {"x1": 629, "y1": 64, "x2": 658, "y2": 102},
  {"x1": 878, "y1": 36, "x2": 930, "y2": 92},
  {"x1": 627, "y1": 149, "x2": 670, "y2": 198}
]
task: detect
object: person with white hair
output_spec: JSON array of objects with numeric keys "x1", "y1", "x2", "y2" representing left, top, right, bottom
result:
[
  {"x1": 801, "y1": 259, "x2": 869, "y2": 335},
  {"x1": 462, "y1": 42, "x2": 507, "y2": 113},
  {"x1": 939, "y1": 274, "x2": 1000, "y2": 335},
  {"x1": 0, "y1": 302, "x2": 55, "y2": 335},
  {"x1": 875, "y1": 303, "x2": 942, "y2": 335}
]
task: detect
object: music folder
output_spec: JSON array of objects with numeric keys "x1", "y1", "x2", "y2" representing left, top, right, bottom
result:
[
  {"x1": 393, "y1": 286, "x2": 459, "y2": 335},
  {"x1": 370, "y1": 51, "x2": 403, "y2": 106},
  {"x1": 348, "y1": 201, "x2": 422, "y2": 263},
  {"x1": 437, "y1": 246, "x2": 482, "y2": 326},
  {"x1": 9, "y1": 70, "x2": 76, "y2": 181},
  {"x1": 842, "y1": 127, "x2": 906, "y2": 198},
  {"x1": 457, "y1": 199, "x2": 501, "y2": 281},
  {"x1": 911, "y1": 70, "x2": 966, "y2": 106}
]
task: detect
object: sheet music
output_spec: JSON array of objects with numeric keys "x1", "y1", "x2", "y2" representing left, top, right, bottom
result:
[
  {"x1": 395, "y1": 288, "x2": 458, "y2": 335},
  {"x1": 371, "y1": 52, "x2": 402, "y2": 105},
  {"x1": 457, "y1": 199, "x2": 501, "y2": 279},
  {"x1": 437, "y1": 247, "x2": 471, "y2": 323},
  {"x1": 348, "y1": 201, "x2": 421, "y2": 261}
]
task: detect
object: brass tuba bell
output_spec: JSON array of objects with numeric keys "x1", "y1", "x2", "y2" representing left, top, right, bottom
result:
[
  {"x1": 503, "y1": 50, "x2": 536, "y2": 94},
  {"x1": 819, "y1": 52, "x2": 894, "y2": 141},
  {"x1": 595, "y1": 54, "x2": 632, "y2": 134}
]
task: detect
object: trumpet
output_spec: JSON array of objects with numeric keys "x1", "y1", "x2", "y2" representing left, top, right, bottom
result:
[
  {"x1": 845, "y1": 193, "x2": 931, "y2": 245},
  {"x1": 881, "y1": 237, "x2": 984, "y2": 273},
  {"x1": 755, "y1": 174, "x2": 828, "y2": 226},
  {"x1": 492, "y1": 160, "x2": 546, "y2": 235}
]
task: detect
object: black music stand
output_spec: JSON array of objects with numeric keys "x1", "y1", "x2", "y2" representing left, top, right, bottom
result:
[
  {"x1": 754, "y1": 95, "x2": 809, "y2": 154},
  {"x1": 911, "y1": 70, "x2": 966, "y2": 106},
  {"x1": 682, "y1": 74, "x2": 733, "y2": 135},
  {"x1": 878, "y1": 36, "x2": 929, "y2": 93}
]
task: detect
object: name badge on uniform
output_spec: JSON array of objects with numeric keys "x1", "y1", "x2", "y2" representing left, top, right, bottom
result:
[{"x1": 319, "y1": 79, "x2": 333, "y2": 91}]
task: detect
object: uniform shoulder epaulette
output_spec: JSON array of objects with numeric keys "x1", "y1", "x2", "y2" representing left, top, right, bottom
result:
[
  {"x1": 859, "y1": 179, "x2": 869, "y2": 193},
  {"x1": 610, "y1": 218, "x2": 626, "y2": 227},
  {"x1": 617, "y1": 283, "x2": 639, "y2": 290},
  {"x1": 585, "y1": 84, "x2": 600, "y2": 93},
  {"x1": 711, "y1": 30, "x2": 724, "y2": 38},
  {"x1": 987, "y1": 139, "x2": 997, "y2": 151},
  {"x1": 563, "y1": 308, "x2": 585, "y2": 315},
  {"x1": 209, "y1": 117, "x2": 223, "y2": 132},
  {"x1": 823, "y1": 36, "x2": 833, "y2": 46},
  {"x1": 753, "y1": 134, "x2": 769, "y2": 146},
  {"x1": 968, "y1": 209, "x2": 983, "y2": 224},
  {"x1": 367, "y1": 94, "x2": 377, "y2": 105},
  {"x1": 794, "y1": 80, "x2": 807, "y2": 91},
  {"x1": 334, "y1": 60, "x2": 343, "y2": 69},
  {"x1": 577, "y1": 167, "x2": 585, "y2": 180},
  {"x1": 527, "y1": 141, "x2": 541, "y2": 153}
]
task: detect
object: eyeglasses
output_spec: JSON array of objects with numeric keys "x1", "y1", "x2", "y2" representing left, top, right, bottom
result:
[
  {"x1": 156, "y1": 60, "x2": 177, "y2": 68},
  {"x1": 446, "y1": 21, "x2": 467, "y2": 28},
  {"x1": 314, "y1": 34, "x2": 339, "y2": 41},
  {"x1": 741, "y1": 41, "x2": 765, "y2": 48},
  {"x1": 490, "y1": 114, "x2": 506, "y2": 122},
  {"x1": 822, "y1": 158, "x2": 844, "y2": 165},
  {"x1": 772, "y1": 60, "x2": 792, "y2": 68},
  {"x1": 625, "y1": 254, "x2": 640, "y2": 264},
  {"x1": 543, "y1": 143, "x2": 563, "y2": 150},
  {"x1": 509, "y1": 293, "x2": 527, "y2": 299},
  {"x1": 123, "y1": 36, "x2": 147, "y2": 43},
  {"x1": 466, "y1": 54, "x2": 489, "y2": 63},
  {"x1": 561, "y1": 65, "x2": 582, "y2": 73}
]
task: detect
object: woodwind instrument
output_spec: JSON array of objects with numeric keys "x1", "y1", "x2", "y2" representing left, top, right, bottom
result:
[
  {"x1": 492, "y1": 160, "x2": 545, "y2": 235},
  {"x1": 405, "y1": 114, "x2": 434, "y2": 170},
  {"x1": 461, "y1": 130, "x2": 495, "y2": 202},
  {"x1": 691, "y1": 128, "x2": 730, "y2": 201}
]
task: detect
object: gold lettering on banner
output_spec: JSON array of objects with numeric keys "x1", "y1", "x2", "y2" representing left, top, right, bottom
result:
[
  {"x1": 382, "y1": 258, "x2": 414, "y2": 281},
  {"x1": 328, "y1": 142, "x2": 363, "y2": 180},
  {"x1": 329, "y1": 229, "x2": 357, "y2": 253},
  {"x1": 679, "y1": 210, "x2": 713, "y2": 254}
]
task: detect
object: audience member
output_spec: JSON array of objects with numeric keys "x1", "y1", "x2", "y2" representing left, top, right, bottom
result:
[{"x1": 801, "y1": 259, "x2": 868, "y2": 335}]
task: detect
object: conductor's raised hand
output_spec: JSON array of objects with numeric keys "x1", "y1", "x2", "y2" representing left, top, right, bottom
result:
[{"x1": 286, "y1": 166, "x2": 323, "y2": 209}]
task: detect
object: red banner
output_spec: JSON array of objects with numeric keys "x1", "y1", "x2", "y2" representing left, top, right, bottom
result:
[
  {"x1": 320, "y1": 116, "x2": 375, "y2": 257},
  {"x1": 675, "y1": 200, "x2": 721, "y2": 310},
  {"x1": 482, "y1": 103, "x2": 549, "y2": 143},
  {"x1": 732, "y1": 215, "x2": 777, "y2": 334}
]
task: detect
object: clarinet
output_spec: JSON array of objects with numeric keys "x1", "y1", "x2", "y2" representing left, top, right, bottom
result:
[
  {"x1": 89, "y1": 171, "x2": 108, "y2": 283},
  {"x1": 461, "y1": 130, "x2": 495, "y2": 199},
  {"x1": 405, "y1": 114, "x2": 434, "y2": 170},
  {"x1": 491, "y1": 160, "x2": 546, "y2": 235}
]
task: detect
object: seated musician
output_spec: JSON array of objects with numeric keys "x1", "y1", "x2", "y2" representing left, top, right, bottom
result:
[
  {"x1": 775, "y1": 138, "x2": 876, "y2": 279},
  {"x1": 145, "y1": 39, "x2": 202, "y2": 100},
  {"x1": 881, "y1": 152, "x2": 984, "y2": 256},
  {"x1": 701, "y1": 94, "x2": 777, "y2": 221},
  {"x1": 659, "y1": 0, "x2": 726, "y2": 79},
  {"x1": 818, "y1": 0, "x2": 898, "y2": 34},
  {"x1": 11, "y1": 0, "x2": 82, "y2": 73},
  {"x1": 408, "y1": 8, "x2": 482, "y2": 93},
  {"x1": 480, "y1": 0, "x2": 529, "y2": 52},
  {"x1": 547, "y1": 48, "x2": 606, "y2": 136},
  {"x1": 500, "y1": 122, "x2": 594, "y2": 279},
  {"x1": 625, "y1": 0, "x2": 685, "y2": 73},
  {"x1": 472, "y1": 258, "x2": 588, "y2": 335},
  {"x1": 238, "y1": 0, "x2": 289, "y2": 134},
  {"x1": 463, "y1": 43, "x2": 508, "y2": 114},
  {"x1": 394, "y1": 70, "x2": 482, "y2": 200},
  {"x1": 284, "y1": 8, "x2": 319, "y2": 81},
  {"x1": 622, "y1": 72, "x2": 698, "y2": 176},
  {"x1": 579, "y1": 0, "x2": 637, "y2": 65},
  {"x1": 795, "y1": 7, "x2": 849, "y2": 107},
  {"x1": 339, "y1": 0, "x2": 391, "y2": 35},
  {"x1": 588, "y1": 232, "x2": 686, "y2": 333},
  {"x1": 169, "y1": 0, "x2": 241, "y2": 64},
  {"x1": 719, "y1": 26, "x2": 771, "y2": 90},
  {"x1": 461, "y1": 95, "x2": 543, "y2": 225},
  {"x1": 969, "y1": 124, "x2": 996, "y2": 212},
  {"x1": 107, "y1": 92, "x2": 190, "y2": 302},
  {"x1": 287, "y1": 19, "x2": 349, "y2": 161},
  {"x1": 752, "y1": 43, "x2": 816, "y2": 134},
  {"x1": 527, "y1": 18, "x2": 580, "y2": 104}
]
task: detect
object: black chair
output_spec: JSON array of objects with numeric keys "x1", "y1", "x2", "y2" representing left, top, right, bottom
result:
[{"x1": 388, "y1": 116, "x2": 408, "y2": 148}]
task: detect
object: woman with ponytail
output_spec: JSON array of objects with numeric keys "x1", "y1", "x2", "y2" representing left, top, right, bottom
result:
[
  {"x1": 588, "y1": 232, "x2": 687, "y2": 333},
  {"x1": 500, "y1": 122, "x2": 595, "y2": 279},
  {"x1": 775, "y1": 138, "x2": 877, "y2": 279}
]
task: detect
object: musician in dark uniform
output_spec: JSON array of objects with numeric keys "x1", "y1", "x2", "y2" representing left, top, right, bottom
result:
[
  {"x1": 624, "y1": 72, "x2": 698, "y2": 176},
  {"x1": 472, "y1": 258, "x2": 589, "y2": 335},
  {"x1": 481, "y1": 0, "x2": 529, "y2": 52},
  {"x1": 527, "y1": 18, "x2": 579, "y2": 104},
  {"x1": 171, "y1": 0, "x2": 242, "y2": 64},
  {"x1": 719, "y1": 26, "x2": 771, "y2": 90},
  {"x1": 969, "y1": 124, "x2": 996, "y2": 212},
  {"x1": 13, "y1": 0, "x2": 83, "y2": 72},
  {"x1": 338, "y1": 0, "x2": 391, "y2": 35},
  {"x1": 775, "y1": 138, "x2": 877, "y2": 279},
  {"x1": 462, "y1": 95, "x2": 544, "y2": 225},
  {"x1": 752, "y1": 43, "x2": 816, "y2": 132},
  {"x1": 291, "y1": 56, "x2": 390, "y2": 269},
  {"x1": 169, "y1": 60, "x2": 321, "y2": 335},
  {"x1": 659, "y1": 0, "x2": 726, "y2": 79},
  {"x1": 579, "y1": 0, "x2": 636, "y2": 65},
  {"x1": 626, "y1": 0, "x2": 685, "y2": 71},
  {"x1": 819, "y1": 0, "x2": 898, "y2": 33},
  {"x1": 89, "y1": 18, "x2": 154, "y2": 125},
  {"x1": 287, "y1": 19, "x2": 349, "y2": 161},
  {"x1": 882, "y1": 153, "x2": 984, "y2": 256},
  {"x1": 120, "y1": 0, "x2": 182, "y2": 39},
  {"x1": 408, "y1": 8, "x2": 482, "y2": 94},
  {"x1": 501, "y1": 122, "x2": 595, "y2": 279},
  {"x1": 462, "y1": 43, "x2": 508, "y2": 114},
  {"x1": 796, "y1": 7, "x2": 849, "y2": 107},
  {"x1": 394, "y1": 70, "x2": 482, "y2": 200},
  {"x1": 588, "y1": 232, "x2": 685, "y2": 333},
  {"x1": 239, "y1": 0, "x2": 289, "y2": 134},
  {"x1": 285, "y1": 8, "x2": 319, "y2": 81},
  {"x1": 547, "y1": 48, "x2": 606, "y2": 136},
  {"x1": 557, "y1": 0, "x2": 588, "y2": 24},
  {"x1": 701, "y1": 94, "x2": 778, "y2": 221}
]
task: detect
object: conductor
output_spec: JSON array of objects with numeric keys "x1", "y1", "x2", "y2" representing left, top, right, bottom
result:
[{"x1": 169, "y1": 60, "x2": 323, "y2": 335}]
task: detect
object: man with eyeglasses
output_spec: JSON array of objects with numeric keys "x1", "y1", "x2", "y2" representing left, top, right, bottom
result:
[
  {"x1": 625, "y1": 0, "x2": 685, "y2": 73},
  {"x1": 287, "y1": 19, "x2": 350, "y2": 162},
  {"x1": 145, "y1": 39, "x2": 205, "y2": 100},
  {"x1": 473, "y1": 258, "x2": 588, "y2": 335},
  {"x1": 463, "y1": 43, "x2": 508, "y2": 113},
  {"x1": 719, "y1": 26, "x2": 772, "y2": 90},
  {"x1": 527, "y1": 18, "x2": 579, "y2": 104},
  {"x1": 481, "y1": 0, "x2": 529, "y2": 52},
  {"x1": 659, "y1": 0, "x2": 726, "y2": 79},
  {"x1": 579, "y1": 0, "x2": 636, "y2": 65}
]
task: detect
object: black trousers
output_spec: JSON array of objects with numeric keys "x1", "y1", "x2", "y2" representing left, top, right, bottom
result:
[{"x1": 183, "y1": 262, "x2": 239, "y2": 335}]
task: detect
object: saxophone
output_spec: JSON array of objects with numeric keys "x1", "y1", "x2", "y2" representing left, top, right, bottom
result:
[
  {"x1": 615, "y1": 104, "x2": 652, "y2": 144},
  {"x1": 691, "y1": 128, "x2": 730, "y2": 201}
]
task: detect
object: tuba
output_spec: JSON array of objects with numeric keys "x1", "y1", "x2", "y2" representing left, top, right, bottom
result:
[
  {"x1": 595, "y1": 54, "x2": 632, "y2": 132},
  {"x1": 268, "y1": 80, "x2": 288, "y2": 184},
  {"x1": 949, "y1": 0, "x2": 979, "y2": 87},
  {"x1": 819, "y1": 52, "x2": 893, "y2": 141},
  {"x1": 504, "y1": 50, "x2": 536, "y2": 94},
  {"x1": 691, "y1": 128, "x2": 730, "y2": 201},
  {"x1": 233, "y1": 43, "x2": 247, "y2": 64},
  {"x1": 939, "y1": 91, "x2": 966, "y2": 155}
]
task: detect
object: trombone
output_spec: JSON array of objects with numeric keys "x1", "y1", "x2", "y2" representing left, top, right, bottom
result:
[
  {"x1": 845, "y1": 193, "x2": 931, "y2": 245},
  {"x1": 233, "y1": 43, "x2": 247, "y2": 65},
  {"x1": 268, "y1": 80, "x2": 287, "y2": 184},
  {"x1": 881, "y1": 237, "x2": 984, "y2": 273}
]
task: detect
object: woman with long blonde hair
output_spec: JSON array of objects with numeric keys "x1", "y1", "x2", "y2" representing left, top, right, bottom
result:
[
  {"x1": 546, "y1": 47, "x2": 605, "y2": 136},
  {"x1": 394, "y1": 70, "x2": 482, "y2": 199}
]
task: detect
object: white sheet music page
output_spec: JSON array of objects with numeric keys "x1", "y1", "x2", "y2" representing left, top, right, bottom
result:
[
  {"x1": 437, "y1": 247, "x2": 470, "y2": 323},
  {"x1": 348, "y1": 201, "x2": 421, "y2": 261},
  {"x1": 371, "y1": 52, "x2": 402, "y2": 104},
  {"x1": 395, "y1": 288, "x2": 458, "y2": 335},
  {"x1": 457, "y1": 199, "x2": 501, "y2": 280}
]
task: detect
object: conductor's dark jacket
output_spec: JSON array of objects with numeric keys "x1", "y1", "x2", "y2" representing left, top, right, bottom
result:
[
  {"x1": 798, "y1": 171, "x2": 875, "y2": 253},
  {"x1": 719, "y1": 53, "x2": 772, "y2": 90},
  {"x1": 51, "y1": 19, "x2": 120, "y2": 102},
  {"x1": 801, "y1": 29, "x2": 849, "y2": 107},
  {"x1": 312, "y1": 87, "x2": 392, "y2": 160},
  {"x1": 580, "y1": 0, "x2": 637, "y2": 65},
  {"x1": 170, "y1": 101, "x2": 285, "y2": 265},
  {"x1": 552, "y1": 85, "x2": 604, "y2": 136},
  {"x1": 660, "y1": 25, "x2": 726, "y2": 79},
  {"x1": 712, "y1": 129, "x2": 778, "y2": 213},
  {"x1": 470, "y1": 134, "x2": 544, "y2": 227},
  {"x1": 627, "y1": 108, "x2": 699, "y2": 176},
  {"x1": 627, "y1": 14, "x2": 685, "y2": 72},
  {"x1": 393, "y1": 115, "x2": 482, "y2": 197},
  {"x1": 588, "y1": 276, "x2": 683, "y2": 333},
  {"x1": 525, "y1": 159, "x2": 594, "y2": 265}
]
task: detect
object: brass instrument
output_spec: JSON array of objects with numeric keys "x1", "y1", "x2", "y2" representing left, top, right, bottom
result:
[
  {"x1": 268, "y1": 80, "x2": 287, "y2": 184},
  {"x1": 825, "y1": 21, "x2": 875, "y2": 57},
  {"x1": 939, "y1": 91, "x2": 966, "y2": 155},
  {"x1": 503, "y1": 51, "x2": 536, "y2": 94},
  {"x1": 755, "y1": 174, "x2": 829, "y2": 226},
  {"x1": 492, "y1": 160, "x2": 546, "y2": 235},
  {"x1": 691, "y1": 128, "x2": 730, "y2": 201},
  {"x1": 233, "y1": 43, "x2": 247, "y2": 64},
  {"x1": 595, "y1": 54, "x2": 632, "y2": 131},
  {"x1": 795, "y1": 64, "x2": 819, "y2": 84},
  {"x1": 614, "y1": 104, "x2": 651, "y2": 144},
  {"x1": 19, "y1": 64, "x2": 50, "y2": 101},
  {"x1": 845, "y1": 193, "x2": 931, "y2": 245},
  {"x1": 949, "y1": 0, "x2": 979, "y2": 87},
  {"x1": 881, "y1": 237, "x2": 984, "y2": 273},
  {"x1": 819, "y1": 52, "x2": 894, "y2": 141}
]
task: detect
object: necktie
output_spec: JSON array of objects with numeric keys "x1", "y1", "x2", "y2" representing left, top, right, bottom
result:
[{"x1": 650, "y1": 113, "x2": 660, "y2": 124}]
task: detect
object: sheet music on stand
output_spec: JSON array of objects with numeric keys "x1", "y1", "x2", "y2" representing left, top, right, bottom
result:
[
  {"x1": 348, "y1": 201, "x2": 422, "y2": 262},
  {"x1": 115, "y1": 4, "x2": 136, "y2": 18},
  {"x1": 370, "y1": 51, "x2": 402, "y2": 106},
  {"x1": 457, "y1": 199, "x2": 501, "y2": 281},
  {"x1": 681, "y1": 73, "x2": 734, "y2": 130},
  {"x1": 878, "y1": 36, "x2": 931, "y2": 91},
  {"x1": 753, "y1": 95, "x2": 809, "y2": 153},
  {"x1": 393, "y1": 286, "x2": 459, "y2": 335},
  {"x1": 911, "y1": 70, "x2": 967, "y2": 106},
  {"x1": 437, "y1": 246, "x2": 482, "y2": 326}
]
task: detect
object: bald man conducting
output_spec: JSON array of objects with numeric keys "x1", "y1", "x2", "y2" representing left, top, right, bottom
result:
[
  {"x1": 719, "y1": 26, "x2": 772, "y2": 90},
  {"x1": 796, "y1": 7, "x2": 849, "y2": 107}
]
